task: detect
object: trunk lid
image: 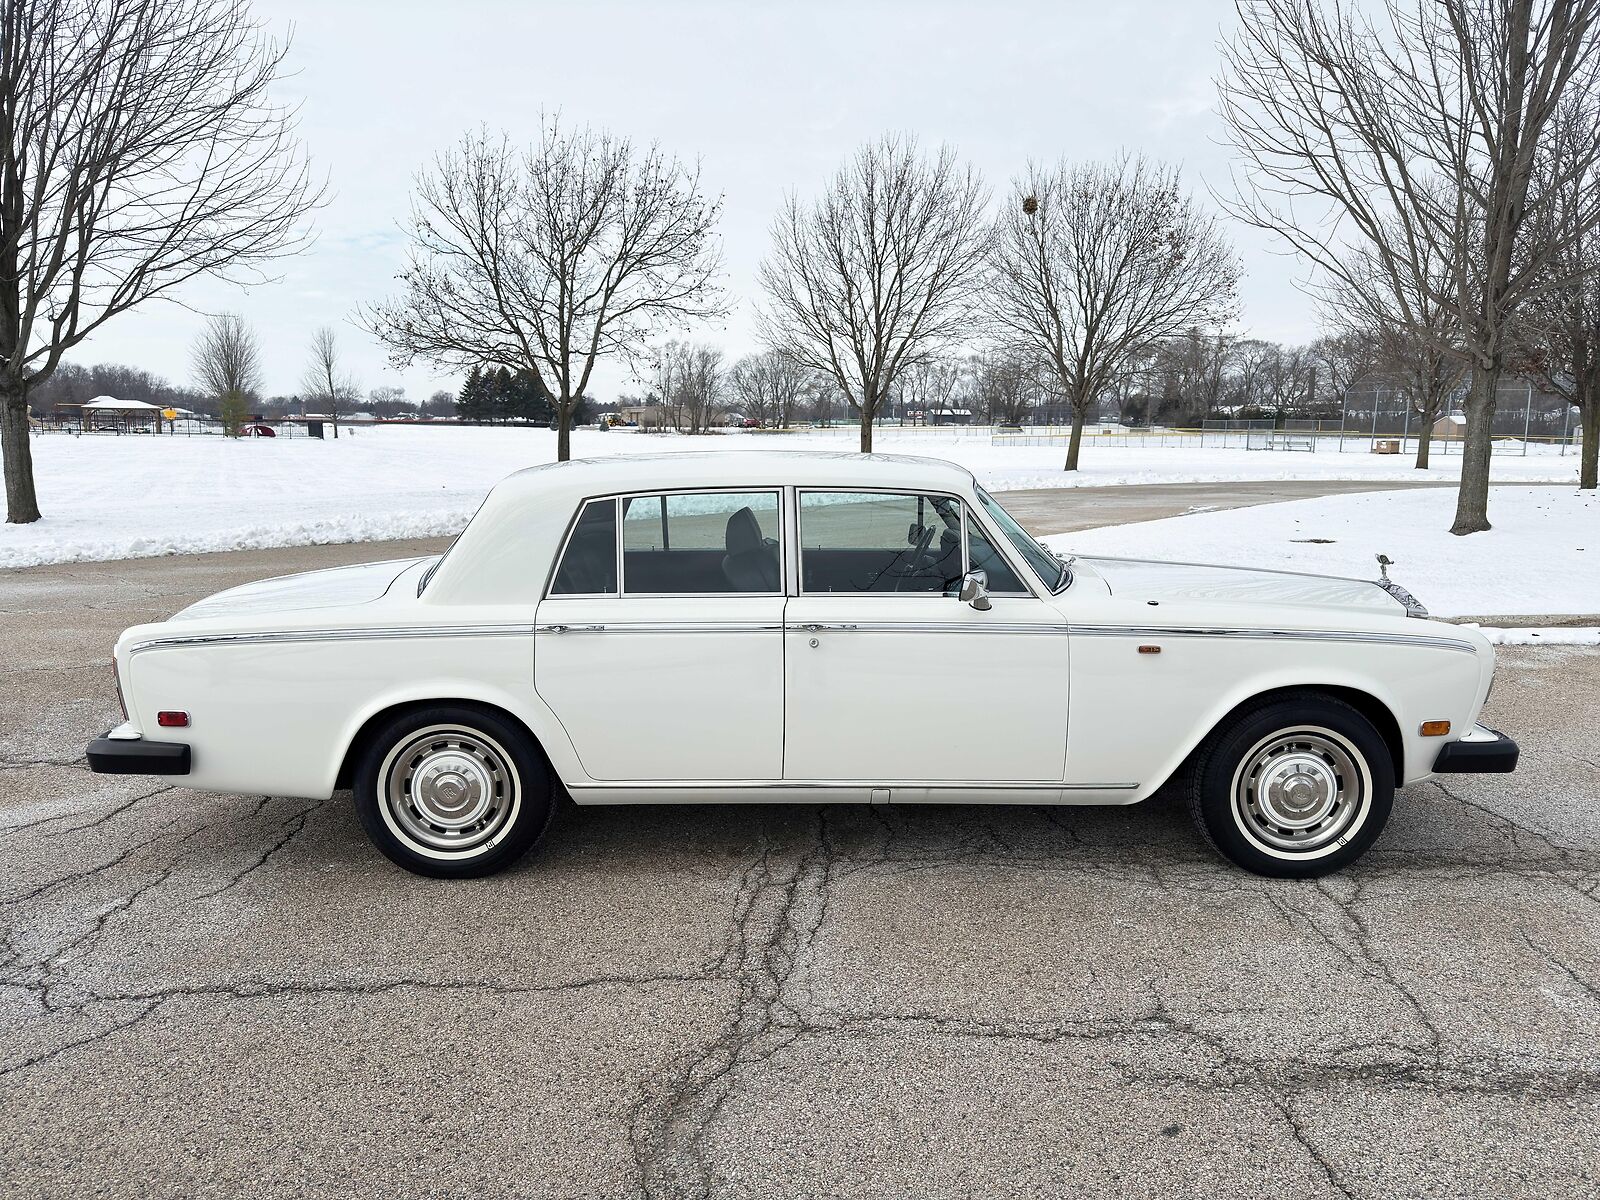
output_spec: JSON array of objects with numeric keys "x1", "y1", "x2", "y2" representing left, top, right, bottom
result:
[{"x1": 169, "y1": 557, "x2": 431, "y2": 622}]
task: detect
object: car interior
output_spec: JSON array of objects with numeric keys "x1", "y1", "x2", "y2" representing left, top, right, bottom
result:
[{"x1": 548, "y1": 490, "x2": 1028, "y2": 597}]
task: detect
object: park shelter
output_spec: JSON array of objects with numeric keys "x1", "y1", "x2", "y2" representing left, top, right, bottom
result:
[
  {"x1": 1430, "y1": 412, "x2": 1466, "y2": 442},
  {"x1": 81, "y1": 396, "x2": 164, "y2": 432}
]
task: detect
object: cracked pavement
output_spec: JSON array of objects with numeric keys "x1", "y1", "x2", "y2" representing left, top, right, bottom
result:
[{"x1": 2, "y1": 539, "x2": 1598, "y2": 1198}]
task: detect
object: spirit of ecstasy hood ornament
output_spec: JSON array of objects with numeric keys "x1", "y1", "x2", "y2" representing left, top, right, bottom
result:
[{"x1": 1373, "y1": 554, "x2": 1427, "y2": 617}]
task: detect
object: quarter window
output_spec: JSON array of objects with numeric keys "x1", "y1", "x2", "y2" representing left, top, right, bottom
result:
[
  {"x1": 622, "y1": 491, "x2": 781, "y2": 594},
  {"x1": 799, "y1": 492, "x2": 966, "y2": 594},
  {"x1": 550, "y1": 499, "x2": 619, "y2": 595},
  {"x1": 967, "y1": 520, "x2": 1028, "y2": 593}
]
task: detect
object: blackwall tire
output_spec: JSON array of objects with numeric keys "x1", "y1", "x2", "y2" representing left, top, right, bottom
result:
[
  {"x1": 1185, "y1": 696, "x2": 1394, "y2": 879},
  {"x1": 353, "y1": 705, "x2": 554, "y2": 879}
]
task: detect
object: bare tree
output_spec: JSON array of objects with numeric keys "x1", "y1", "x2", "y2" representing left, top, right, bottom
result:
[
  {"x1": 0, "y1": 0, "x2": 320, "y2": 521},
  {"x1": 363, "y1": 120, "x2": 725, "y2": 462},
  {"x1": 1219, "y1": 0, "x2": 1600, "y2": 532},
  {"x1": 300, "y1": 327, "x2": 357, "y2": 437},
  {"x1": 192, "y1": 313, "x2": 262, "y2": 437},
  {"x1": 898, "y1": 354, "x2": 967, "y2": 425},
  {"x1": 756, "y1": 135, "x2": 989, "y2": 452},
  {"x1": 646, "y1": 340, "x2": 724, "y2": 434},
  {"x1": 727, "y1": 350, "x2": 807, "y2": 428},
  {"x1": 969, "y1": 350, "x2": 1045, "y2": 426},
  {"x1": 990, "y1": 155, "x2": 1239, "y2": 471},
  {"x1": 1519, "y1": 100, "x2": 1600, "y2": 487},
  {"x1": 1324, "y1": 244, "x2": 1465, "y2": 468}
]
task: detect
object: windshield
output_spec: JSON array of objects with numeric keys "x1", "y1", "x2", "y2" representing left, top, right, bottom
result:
[{"x1": 975, "y1": 486, "x2": 1070, "y2": 593}]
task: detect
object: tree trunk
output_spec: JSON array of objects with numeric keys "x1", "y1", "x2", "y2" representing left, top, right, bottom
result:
[
  {"x1": 1414, "y1": 421, "x2": 1432, "y2": 469},
  {"x1": 1, "y1": 382, "x2": 43, "y2": 524},
  {"x1": 1450, "y1": 367, "x2": 1499, "y2": 535},
  {"x1": 557, "y1": 397, "x2": 572, "y2": 462},
  {"x1": 1581, "y1": 396, "x2": 1598, "y2": 490},
  {"x1": 1064, "y1": 406, "x2": 1087, "y2": 471},
  {"x1": 859, "y1": 400, "x2": 873, "y2": 453}
]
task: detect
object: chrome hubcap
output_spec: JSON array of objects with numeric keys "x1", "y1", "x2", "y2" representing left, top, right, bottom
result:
[
  {"x1": 1232, "y1": 727, "x2": 1368, "y2": 857},
  {"x1": 381, "y1": 726, "x2": 518, "y2": 856}
]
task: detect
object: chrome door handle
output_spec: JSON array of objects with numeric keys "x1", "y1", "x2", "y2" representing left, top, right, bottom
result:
[
  {"x1": 801, "y1": 623, "x2": 824, "y2": 633},
  {"x1": 539, "y1": 624, "x2": 606, "y2": 635}
]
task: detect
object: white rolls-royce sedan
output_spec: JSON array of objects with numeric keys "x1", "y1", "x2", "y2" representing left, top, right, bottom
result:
[{"x1": 88, "y1": 451, "x2": 1517, "y2": 879}]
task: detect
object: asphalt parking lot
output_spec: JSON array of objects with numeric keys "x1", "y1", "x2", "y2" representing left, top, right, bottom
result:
[{"x1": 3, "y1": 495, "x2": 1598, "y2": 1199}]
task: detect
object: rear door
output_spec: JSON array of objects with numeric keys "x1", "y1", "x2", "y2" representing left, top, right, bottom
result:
[
  {"x1": 781, "y1": 489, "x2": 1071, "y2": 786},
  {"x1": 534, "y1": 489, "x2": 787, "y2": 782}
]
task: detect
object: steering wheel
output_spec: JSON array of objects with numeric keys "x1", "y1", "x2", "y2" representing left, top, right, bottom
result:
[{"x1": 890, "y1": 524, "x2": 938, "y2": 592}]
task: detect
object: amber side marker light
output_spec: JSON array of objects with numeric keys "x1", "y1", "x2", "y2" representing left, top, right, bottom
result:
[
  {"x1": 1420, "y1": 720, "x2": 1451, "y2": 737},
  {"x1": 1137, "y1": 645, "x2": 1162, "y2": 654},
  {"x1": 157, "y1": 711, "x2": 190, "y2": 728}
]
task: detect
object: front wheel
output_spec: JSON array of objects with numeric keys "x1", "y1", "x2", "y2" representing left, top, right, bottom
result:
[
  {"x1": 1185, "y1": 696, "x2": 1394, "y2": 878},
  {"x1": 353, "y1": 705, "x2": 554, "y2": 878}
]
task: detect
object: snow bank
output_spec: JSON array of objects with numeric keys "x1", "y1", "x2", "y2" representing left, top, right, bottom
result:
[
  {"x1": 1047, "y1": 486, "x2": 1600, "y2": 620},
  {"x1": 0, "y1": 424, "x2": 1585, "y2": 570}
]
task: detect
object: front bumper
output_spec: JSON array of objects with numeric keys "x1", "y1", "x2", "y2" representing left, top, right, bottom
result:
[
  {"x1": 1432, "y1": 724, "x2": 1519, "y2": 774},
  {"x1": 86, "y1": 729, "x2": 191, "y2": 776}
]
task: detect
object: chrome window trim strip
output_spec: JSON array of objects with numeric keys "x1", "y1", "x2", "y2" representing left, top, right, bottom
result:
[
  {"x1": 129, "y1": 624, "x2": 536, "y2": 654},
  {"x1": 537, "y1": 621, "x2": 784, "y2": 635},
  {"x1": 789, "y1": 621, "x2": 1064, "y2": 636},
  {"x1": 1065, "y1": 625, "x2": 1477, "y2": 654}
]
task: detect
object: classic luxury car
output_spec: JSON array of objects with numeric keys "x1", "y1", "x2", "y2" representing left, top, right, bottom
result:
[{"x1": 87, "y1": 451, "x2": 1517, "y2": 879}]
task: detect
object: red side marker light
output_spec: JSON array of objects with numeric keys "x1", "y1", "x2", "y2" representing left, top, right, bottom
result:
[
  {"x1": 157, "y1": 711, "x2": 190, "y2": 728},
  {"x1": 1137, "y1": 645, "x2": 1162, "y2": 655}
]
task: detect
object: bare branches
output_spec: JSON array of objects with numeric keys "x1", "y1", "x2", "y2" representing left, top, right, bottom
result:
[
  {"x1": 727, "y1": 350, "x2": 806, "y2": 428},
  {"x1": 1217, "y1": 0, "x2": 1600, "y2": 529},
  {"x1": 300, "y1": 325, "x2": 356, "y2": 436},
  {"x1": 755, "y1": 134, "x2": 989, "y2": 452},
  {"x1": 190, "y1": 312, "x2": 259, "y2": 436},
  {"x1": 0, "y1": 0, "x2": 321, "y2": 521},
  {"x1": 989, "y1": 153, "x2": 1240, "y2": 469},
  {"x1": 361, "y1": 118, "x2": 726, "y2": 460}
]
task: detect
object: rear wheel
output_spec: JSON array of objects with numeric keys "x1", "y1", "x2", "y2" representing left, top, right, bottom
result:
[
  {"x1": 353, "y1": 705, "x2": 554, "y2": 878},
  {"x1": 1185, "y1": 696, "x2": 1393, "y2": 878}
]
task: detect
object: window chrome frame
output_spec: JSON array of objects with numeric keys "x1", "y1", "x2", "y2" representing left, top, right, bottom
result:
[
  {"x1": 543, "y1": 487, "x2": 788, "y2": 601},
  {"x1": 792, "y1": 486, "x2": 1037, "y2": 600}
]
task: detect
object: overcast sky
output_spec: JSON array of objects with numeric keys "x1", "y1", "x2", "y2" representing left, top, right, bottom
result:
[{"x1": 72, "y1": 0, "x2": 1319, "y2": 406}]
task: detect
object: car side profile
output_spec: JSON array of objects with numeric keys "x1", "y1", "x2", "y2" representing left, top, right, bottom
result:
[{"x1": 87, "y1": 451, "x2": 1517, "y2": 878}]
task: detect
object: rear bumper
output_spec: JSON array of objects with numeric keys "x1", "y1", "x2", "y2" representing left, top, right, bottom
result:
[
  {"x1": 1432, "y1": 724, "x2": 1518, "y2": 774},
  {"x1": 86, "y1": 732, "x2": 191, "y2": 776}
]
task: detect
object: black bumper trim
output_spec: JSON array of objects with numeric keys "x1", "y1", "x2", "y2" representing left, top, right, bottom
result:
[
  {"x1": 1432, "y1": 728, "x2": 1518, "y2": 774},
  {"x1": 86, "y1": 736, "x2": 191, "y2": 776}
]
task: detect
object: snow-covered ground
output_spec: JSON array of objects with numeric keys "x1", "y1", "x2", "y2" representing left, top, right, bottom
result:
[
  {"x1": 1046, "y1": 486, "x2": 1600, "y2": 630},
  {"x1": 0, "y1": 424, "x2": 1585, "y2": 569}
]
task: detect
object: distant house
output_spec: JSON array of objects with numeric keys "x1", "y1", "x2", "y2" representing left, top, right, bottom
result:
[{"x1": 617, "y1": 404, "x2": 665, "y2": 429}]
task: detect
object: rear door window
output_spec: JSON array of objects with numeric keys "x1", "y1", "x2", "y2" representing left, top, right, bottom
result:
[{"x1": 621, "y1": 491, "x2": 782, "y2": 594}]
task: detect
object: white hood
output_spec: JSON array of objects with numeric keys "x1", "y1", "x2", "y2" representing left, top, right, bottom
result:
[
  {"x1": 1079, "y1": 556, "x2": 1409, "y2": 619},
  {"x1": 169, "y1": 557, "x2": 429, "y2": 622}
]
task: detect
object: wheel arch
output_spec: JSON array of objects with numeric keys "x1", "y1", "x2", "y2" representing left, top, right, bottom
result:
[
  {"x1": 1174, "y1": 683, "x2": 1404, "y2": 788},
  {"x1": 336, "y1": 697, "x2": 561, "y2": 792}
]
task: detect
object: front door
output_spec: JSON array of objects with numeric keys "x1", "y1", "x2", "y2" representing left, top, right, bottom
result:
[
  {"x1": 782, "y1": 490, "x2": 1071, "y2": 785},
  {"x1": 534, "y1": 489, "x2": 787, "y2": 782}
]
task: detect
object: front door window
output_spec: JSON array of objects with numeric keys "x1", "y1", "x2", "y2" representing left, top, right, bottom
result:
[{"x1": 799, "y1": 491, "x2": 966, "y2": 594}]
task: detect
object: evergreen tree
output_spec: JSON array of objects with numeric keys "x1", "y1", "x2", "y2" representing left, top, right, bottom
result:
[{"x1": 456, "y1": 366, "x2": 491, "y2": 422}]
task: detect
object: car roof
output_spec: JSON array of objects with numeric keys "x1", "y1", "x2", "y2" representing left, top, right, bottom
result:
[
  {"x1": 495, "y1": 449, "x2": 979, "y2": 499},
  {"x1": 421, "y1": 450, "x2": 984, "y2": 606}
]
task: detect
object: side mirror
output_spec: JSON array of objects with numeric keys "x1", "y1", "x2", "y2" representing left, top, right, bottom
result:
[{"x1": 959, "y1": 569, "x2": 992, "y2": 611}]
